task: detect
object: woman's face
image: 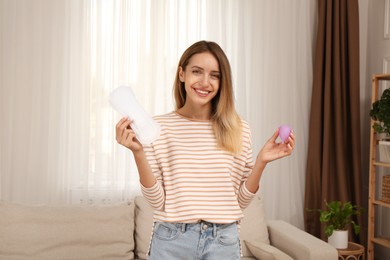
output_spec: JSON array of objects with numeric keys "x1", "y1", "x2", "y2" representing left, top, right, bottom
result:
[{"x1": 179, "y1": 52, "x2": 220, "y2": 108}]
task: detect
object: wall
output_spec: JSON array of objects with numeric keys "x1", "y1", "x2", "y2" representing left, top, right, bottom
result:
[{"x1": 359, "y1": 0, "x2": 390, "y2": 259}]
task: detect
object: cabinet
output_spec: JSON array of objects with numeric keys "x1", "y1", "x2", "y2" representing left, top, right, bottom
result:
[{"x1": 368, "y1": 74, "x2": 390, "y2": 260}]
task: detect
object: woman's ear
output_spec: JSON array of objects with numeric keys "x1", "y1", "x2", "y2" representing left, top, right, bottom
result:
[{"x1": 178, "y1": 66, "x2": 185, "y2": 82}]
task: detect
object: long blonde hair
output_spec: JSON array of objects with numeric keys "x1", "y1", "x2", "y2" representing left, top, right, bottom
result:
[{"x1": 173, "y1": 41, "x2": 242, "y2": 153}]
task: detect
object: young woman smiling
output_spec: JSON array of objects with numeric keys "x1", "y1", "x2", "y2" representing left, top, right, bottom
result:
[{"x1": 116, "y1": 40, "x2": 295, "y2": 259}]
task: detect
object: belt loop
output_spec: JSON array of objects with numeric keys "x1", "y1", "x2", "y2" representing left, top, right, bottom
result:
[
  {"x1": 181, "y1": 223, "x2": 186, "y2": 232},
  {"x1": 213, "y1": 224, "x2": 217, "y2": 237}
]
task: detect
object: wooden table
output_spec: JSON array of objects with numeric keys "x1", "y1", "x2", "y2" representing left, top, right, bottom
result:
[{"x1": 337, "y1": 242, "x2": 365, "y2": 260}]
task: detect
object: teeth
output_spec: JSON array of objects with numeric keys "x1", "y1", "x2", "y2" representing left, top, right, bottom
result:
[{"x1": 196, "y1": 89, "x2": 209, "y2": 94}]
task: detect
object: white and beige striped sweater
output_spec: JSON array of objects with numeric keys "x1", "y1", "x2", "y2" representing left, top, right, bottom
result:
[{"x1": 141, "y1": 111, "x2": 256, "y2": 224}]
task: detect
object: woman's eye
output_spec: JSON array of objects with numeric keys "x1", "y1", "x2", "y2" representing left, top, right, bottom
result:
[
  {"x1": 211, "y1": 74, "x2": 220, "y2": 80},
  {"x1": 192, "y1": 70, "x2": 201, "y2": 74}
]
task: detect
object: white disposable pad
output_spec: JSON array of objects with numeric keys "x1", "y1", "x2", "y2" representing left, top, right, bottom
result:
[{"x1": 109, "y1": 86, "x2": 160, "y2": 145}]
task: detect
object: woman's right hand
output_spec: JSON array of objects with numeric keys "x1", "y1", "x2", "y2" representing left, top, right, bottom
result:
[{"x1": 116, "y1": 117, "x2": 143, "y2": 153}]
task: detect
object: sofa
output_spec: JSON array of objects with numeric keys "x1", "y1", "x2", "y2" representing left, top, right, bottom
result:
[{"x1": 0, "y1": 195, "x2": 338, "y2": 260}]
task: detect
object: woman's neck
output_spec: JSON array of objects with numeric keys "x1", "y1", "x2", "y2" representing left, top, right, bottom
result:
[{"x1": 176, "y1": 103, "x2": 212, "y2": 120}]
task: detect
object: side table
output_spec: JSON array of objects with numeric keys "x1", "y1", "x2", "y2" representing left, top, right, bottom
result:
[{"x1": 337, "y1": 242, "x2": 365, "y2": 260}]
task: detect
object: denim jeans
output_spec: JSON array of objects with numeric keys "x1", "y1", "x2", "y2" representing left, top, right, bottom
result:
[{"x1": 148, "y1": 221, "x2": 240, "y2": 260}]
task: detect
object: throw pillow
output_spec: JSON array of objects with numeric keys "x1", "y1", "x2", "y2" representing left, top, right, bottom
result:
[
  {"x1": 134, "y1": 196, "x2": 154, "y2": 259},
  {"x1": 0, "y1": 201, "x2": 135, "y2": 260},
  {"x1": 240, "y1": 195, "x2": 270, "y2": 257},
  {"x1": 245, "y1": 240, "x2": 294, "y2": 260}
]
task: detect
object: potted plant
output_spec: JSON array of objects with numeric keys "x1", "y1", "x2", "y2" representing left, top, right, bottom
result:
[
  {"x1": 318, "y1": 200, "x2": 362, "y2": 249},
  {"x1": 370, "y1": 88, "x2": 390, "y2": 162},
  {"x1": 370, "y1": 88, "x2": 390, "y2": 136}
]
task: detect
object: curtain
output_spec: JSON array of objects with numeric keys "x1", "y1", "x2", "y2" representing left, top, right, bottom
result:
[
  {"x1": 0, "y1": 0, "x2": 316, "y2": 229},
  {"x1": 304, "y1": 0, "x2": 363, "y2": 243},
  {"x1": 0, "y1": 0, "x2": 91, "y2": 204}
]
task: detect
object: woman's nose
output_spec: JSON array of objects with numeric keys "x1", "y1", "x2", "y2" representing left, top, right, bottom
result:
[{"x1": 200, "y1": 75, "x2": 210, "y2": 86}]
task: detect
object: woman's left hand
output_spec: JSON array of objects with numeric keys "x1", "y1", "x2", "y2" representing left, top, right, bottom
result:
[{"x1": 257, "y1": 129, "x2": 295, "y2": 164}]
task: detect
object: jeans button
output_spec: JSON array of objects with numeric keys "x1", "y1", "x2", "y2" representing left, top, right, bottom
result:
[{"x1": 203, "y1": 224, "x2": 208, "y2": 230}]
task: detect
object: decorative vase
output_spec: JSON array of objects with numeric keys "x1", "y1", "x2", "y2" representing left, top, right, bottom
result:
[
  {"x1": 379, "y1": 140, "x2": 390, "y2": 163},
  {"x1": 328, "y1": 230, "x2": 348, "y2": 249}
]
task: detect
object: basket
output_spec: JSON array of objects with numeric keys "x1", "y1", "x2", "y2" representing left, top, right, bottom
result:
[{"x1": 382, "y1": 175, "x2": 390, "y2": 203}]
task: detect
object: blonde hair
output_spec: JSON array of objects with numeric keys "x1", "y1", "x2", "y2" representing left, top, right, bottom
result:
[{"x1": 173, "y1": 41, "x2": 242, "y2": 153}]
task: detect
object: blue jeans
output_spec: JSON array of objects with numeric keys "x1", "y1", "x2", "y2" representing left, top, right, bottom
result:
[{"x1": 148, "y1": 221, "x2": 240, "y2": 260}]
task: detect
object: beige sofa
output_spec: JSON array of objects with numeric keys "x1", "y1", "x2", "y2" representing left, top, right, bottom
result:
[{"x1": 0, "y1": 195, "x2": 337, "y2": 260}]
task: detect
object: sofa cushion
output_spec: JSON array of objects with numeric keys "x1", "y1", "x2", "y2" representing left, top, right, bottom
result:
[
  {"x1": 134, "y1": 196, "x2": 154, "y2": 259},
  {"x1": 0, "y1": 201, "x2": 135, "y2": 260},
  {"x1": 245, "y1": 240, "x2": 293, "y2": 260},
  {"x1": 240, "y1": 195, "x2": 270, "y2": 257}
]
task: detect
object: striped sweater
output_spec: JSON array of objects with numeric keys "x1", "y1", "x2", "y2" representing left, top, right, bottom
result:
[{"x1": 141, "y1": 111, "x2": 256, "y2": 224}]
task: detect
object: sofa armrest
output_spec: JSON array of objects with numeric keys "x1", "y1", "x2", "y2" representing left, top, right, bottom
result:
[{"x1": 267, "y1": 220, "x2": 338, "y2": 260}]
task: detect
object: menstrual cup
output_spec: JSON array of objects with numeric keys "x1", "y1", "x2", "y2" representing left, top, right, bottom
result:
[
  {"x1": 278, "y1": 125, "x2": 292, "y2": 143},
  {"x1": 109, "y1": 86, "x2": 160, "y2": 145}
]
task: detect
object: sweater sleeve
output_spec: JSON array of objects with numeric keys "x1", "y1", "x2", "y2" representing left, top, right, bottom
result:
[
  {"x1": 237, "y1": 121, "x2": 256, "y2": 209},
  {"x1": 140, "y1": 144, "x2": 165, "y2": 211}
]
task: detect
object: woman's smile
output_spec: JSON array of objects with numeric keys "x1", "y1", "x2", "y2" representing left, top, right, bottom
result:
[{"x1": 193, "y1": 87, "x2": 211, "y2": 97}]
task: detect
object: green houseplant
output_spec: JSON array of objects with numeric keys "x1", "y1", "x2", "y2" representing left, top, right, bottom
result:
[
  {"x1": 306, "y1": 200, "x2": 362, "y2": 249},
  {"x1": 318, "y1": 201, "x2": 362, "y2": 249},
  {"x1": 370, "y1": 88, "x2": 390, "y2": 163},
  {"x1": 319, "y1": 200, "x2": 361, "y2": 238},
  {"x1": 370, "y1": 88, "x2": 390, "y2": 136}
]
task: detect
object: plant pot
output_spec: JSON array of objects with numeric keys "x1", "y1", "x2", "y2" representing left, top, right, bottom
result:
[
  {"x1": 379, "y1": 141, "x2": 390, "y2": 163},
  {"x1": 328, "y1": 230, "x2": 348, "y2": 249}
]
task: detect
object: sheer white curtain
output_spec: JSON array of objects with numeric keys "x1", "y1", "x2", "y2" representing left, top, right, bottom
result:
[
  {"x1": 0, "y1": 0, "x2": 316, "y2": 228},
  {"x1": 0, "y1": 0, "x2": 91, "y2": 204}
]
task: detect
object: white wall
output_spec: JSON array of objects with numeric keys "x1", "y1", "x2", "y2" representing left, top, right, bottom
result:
[{"x1": 359, "y1": 0, "x2": 390, "y2": 259}]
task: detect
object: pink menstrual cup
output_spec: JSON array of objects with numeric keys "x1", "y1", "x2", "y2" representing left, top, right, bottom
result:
[{"x1": 278, "y1": 125, "x2": 292, "y2": 143}]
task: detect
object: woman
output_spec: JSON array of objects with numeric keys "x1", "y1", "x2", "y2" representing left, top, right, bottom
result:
[{"x1": 116, "y1": 40, "x2": 295, "y2": 259}]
